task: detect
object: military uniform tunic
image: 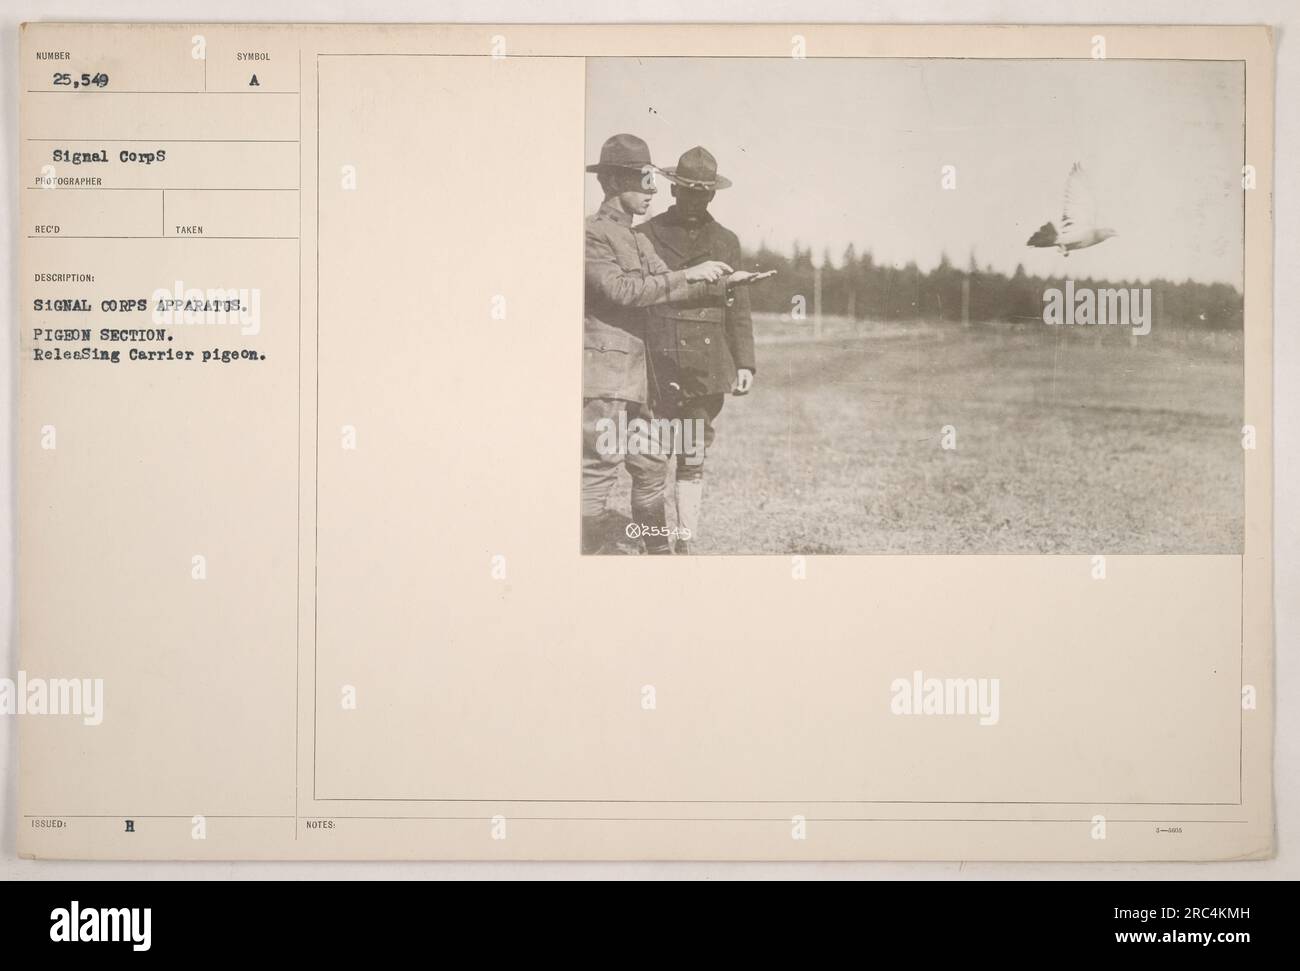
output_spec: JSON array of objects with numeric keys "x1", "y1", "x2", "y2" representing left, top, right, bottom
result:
[
  {"x1": 583, "y1": 199, "x2": 715, "y2": 403},
  {"x1": 635, "y1": 206, "x2": 756, "y2": 406}
]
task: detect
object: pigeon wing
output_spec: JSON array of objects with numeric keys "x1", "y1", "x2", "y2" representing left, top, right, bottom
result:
[{"x1": 1060, "y1": 162, "x2": 1096, "y2": 232}]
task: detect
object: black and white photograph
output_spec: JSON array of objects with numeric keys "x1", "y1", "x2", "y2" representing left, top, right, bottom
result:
[
  {"x1": 0, "y1": 2, "x2": 1291, "y2": 934},
  {"x1": 582, "y1": 57, "x2": 1245, "y2": 555}
]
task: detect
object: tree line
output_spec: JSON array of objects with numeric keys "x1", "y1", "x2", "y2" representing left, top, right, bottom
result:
[{"x1": 741, "y1": 244, "x2": 1244, "y2": 330}]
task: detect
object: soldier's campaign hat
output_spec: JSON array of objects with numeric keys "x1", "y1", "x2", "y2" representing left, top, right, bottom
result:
[
  {"x1": 662, "y1": 146, "x2": 732, "y2": 190},
  {"x1": 586, "y1": 133, "x2": 658, "y2": 174}
]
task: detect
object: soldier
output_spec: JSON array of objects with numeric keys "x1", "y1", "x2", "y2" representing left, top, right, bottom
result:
[
  {"x1": 636, "y1": 146, "x2": 762, "y2": 554},
  {"x1": 583, "y1": 134, "x2": 735, "y2": 554}
]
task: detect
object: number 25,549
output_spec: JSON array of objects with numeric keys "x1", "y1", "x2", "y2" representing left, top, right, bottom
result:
[{"x1": 52, "y1": 72, "x2": 110, "y2": 88}]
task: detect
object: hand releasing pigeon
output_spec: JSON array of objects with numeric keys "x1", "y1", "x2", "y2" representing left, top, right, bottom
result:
[{"x1": 1026, "y1": 162, "x2": 1117, "y2": 256}]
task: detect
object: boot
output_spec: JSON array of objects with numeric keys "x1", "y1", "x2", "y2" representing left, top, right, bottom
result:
[
  {"x1": 674, "y1": 478, "x2": 703, "y2": 555},
  {"x1": 633, "y1": 503, "x2": 672, "y2": 555}
]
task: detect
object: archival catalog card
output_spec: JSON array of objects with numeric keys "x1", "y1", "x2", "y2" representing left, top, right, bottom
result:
[{"x1": 17, "y1": 23, "x2": 1274, "y2": 860}]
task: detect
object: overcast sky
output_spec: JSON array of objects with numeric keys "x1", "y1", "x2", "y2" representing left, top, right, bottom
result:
[{"x1": 586, "y1": 58, "x2": 1244, "y2": 288}]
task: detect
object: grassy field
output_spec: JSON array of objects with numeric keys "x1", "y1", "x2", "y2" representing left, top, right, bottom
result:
[{"x1": 600, "y1": 315, "x2": 1244, "y2": 554}]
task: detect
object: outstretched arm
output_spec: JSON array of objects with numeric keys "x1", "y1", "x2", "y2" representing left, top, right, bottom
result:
[{"x1": 586, "y1": 226, "x2": 728, "y2": 307}]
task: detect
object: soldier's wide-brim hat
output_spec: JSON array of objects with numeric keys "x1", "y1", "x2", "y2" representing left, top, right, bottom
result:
[
  {"x1": 586, "y1": 133, "x2": 659, "y2": 174},
  {"x1": 662, "y1": 145, "x2": 732, "y2": 190}
]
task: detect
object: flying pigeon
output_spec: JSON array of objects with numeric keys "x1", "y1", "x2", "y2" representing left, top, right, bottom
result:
[{"x1": 1026, "y1": 162, "x2": 1117, "y2": 256}]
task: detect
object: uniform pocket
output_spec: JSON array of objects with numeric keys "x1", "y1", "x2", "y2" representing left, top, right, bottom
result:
[
  {"x1": 669, "y1": 318, "x2": 730, "y2": 397},
  {"x1": 583, "y1": 324, "x2": 643, "y2": 399},
  {"x1": 584, "y1": 323, "x2": 639, "y2": 355}
]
